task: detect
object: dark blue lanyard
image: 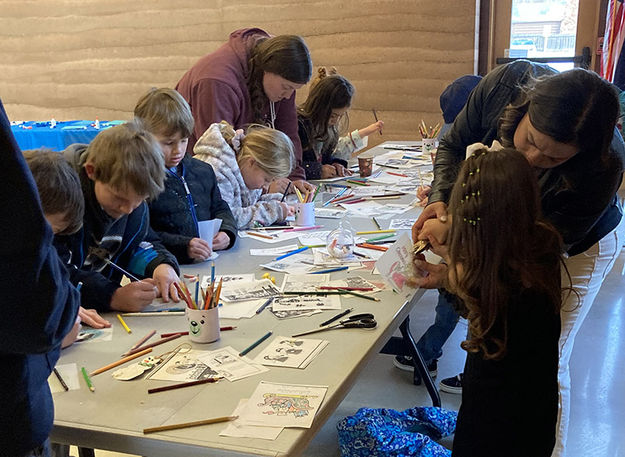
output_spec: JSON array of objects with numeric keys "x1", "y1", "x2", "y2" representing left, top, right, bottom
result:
[{"x1": 167, "y1": 163, "x2": 199, "y2": 235}]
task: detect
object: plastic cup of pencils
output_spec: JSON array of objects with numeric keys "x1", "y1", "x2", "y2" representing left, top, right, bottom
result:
[
  {"x1": 295, "y1": 202, "x2": 315, "y2": 227},
  {"x1": 185, "y1": 307, "x2": 220, "y2": 343},
  {"x1": 422, "y1": 138, "x2": 437, "y2": 163},
  {"x1": 358, "y1": 156, "x2": 374, "y2": 177}
]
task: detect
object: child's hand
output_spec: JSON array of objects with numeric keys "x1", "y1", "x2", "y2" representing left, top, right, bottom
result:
[
  {"x1": 292, "y1": 179, "x2": 315, "y2": 193},
  {"x1": 187, "y1": 237, "x2": 212, "y2": 261},
  {"x1": 110, "y1": 279, "x2": 159, "y2": 312},
  {"x1": 333, "y1": 163, "x2": 352, "y2": 177},
  {"x1": 410, "y1": 257, "x2": 448, "y2": 289},
  {"x1": 359, "y1": 120, "x2": 385, "y2": 138},
  {"x1": 420, "y1": 218, "x2": 449, "y2": 246},
  {"x1": 61, "y1": 315, "x2": 82, "y2": 349},
  {"x1": 78, "y1": 306, "x2": 111, "y2": 328},
  {"x1": 212, "y1": 231, "x2": 230, "y2": 251},
  {"x1": 152, "y1": 264, "x2": 180, "y2": 303},
  {"x1": 416, "y1": 185, "x2": 431, "y2": 206},
  {"x1": 321, "y1": 164, "x2": 338, "y2": 178},
  {"x1": 280, "y1": 202, "x2": 296, "y2": 218},
  {"x1": 268, "y1": 177, "x2": 291, "y2": 194}
]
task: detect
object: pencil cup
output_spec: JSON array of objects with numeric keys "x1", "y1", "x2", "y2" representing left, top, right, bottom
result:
[
  {"x1": 358, "y1": 156, "x2": 374, "y2": 178},
  {"x1": 295, "y1": 202, "x2": 315, "y2": 227},
  {"x1": 422, "y1": 138, "x2": 437, "y2": 159},
  {"x1": 185, "y1": 307, "x2": 220, "y2": 343}
]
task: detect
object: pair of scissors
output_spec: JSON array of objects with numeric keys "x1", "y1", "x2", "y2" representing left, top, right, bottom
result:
[{"x1": 291, "y1": 313, "x2": 377, "y2": 337}]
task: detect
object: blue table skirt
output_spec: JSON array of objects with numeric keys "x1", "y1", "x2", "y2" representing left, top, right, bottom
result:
[{"x1": 10, "y1": 120, "x2": 126, "y2": 151}]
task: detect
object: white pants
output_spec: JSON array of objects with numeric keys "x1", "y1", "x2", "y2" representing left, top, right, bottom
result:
[{"x1": 551, "y1": 222, "x2": 624, "y2": 457}]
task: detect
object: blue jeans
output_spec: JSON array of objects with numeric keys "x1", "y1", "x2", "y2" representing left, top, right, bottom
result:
[
  {"x1": 415, "y1": 292, "x2": 459, "y2": 364},
  {"x1": 22, "y1": 439, "x2": 51, "y2": 457}
]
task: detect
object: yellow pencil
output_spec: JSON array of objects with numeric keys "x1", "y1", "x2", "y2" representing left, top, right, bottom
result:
[
  {"x1": 356, "y1": 229, "x2": 396, "y2": 235},
  {"x1": 294, "y1": 187, "x2": 304, "y2": 203},
  {"x1": 117, "y1": 314, "x2": 132, "y2": 333}
]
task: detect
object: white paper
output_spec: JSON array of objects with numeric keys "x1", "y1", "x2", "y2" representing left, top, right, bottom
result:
[
  {"x1": 220, "y1": 279, "x2": 281, "y2": 303},
  {"x1": 254, "y1": 337, "x2": 329, "y2": 368},
  {"x1": 250, "y1": 244, "x2": 299, "y2": 256},
  {"x1": 261, "y1": 252, "x2": 316, "y2": 274},
  {"x1": 239, "y1": 381, "x2": 327, "y2": 428},
  {"x1": 197, "y1": 346, "x2": 269, "y2": 382},
  {"x1": 200, "y1": 274, "x2": 255, "y2": 290},
  {"x1": 49, "y1": 363, "x2": 80, "y2": 393},
  {"x1": 271, "y1": 294, "x2": 341, "y2": 311},
  {"x1": 388, "y1": 218, "x2": 418, "y2": 230},
  {"x1": 198, "y1": 219, "x2": 223, "y2": 249},
  {"x1": 238, "y1": 230, "x2": 302, "y2": 244},
  {"x1": 374, "y1": 233, "x2": 416, "y2": 296},
  {"x1": 314, "y1": 208, "x2": 347, "y2": 219},
  {"x1": 220, "y1": 399, "x2": 283, "y2": 440},
  {"x1": 219, "y1": 298, "x2": 265, "y2": 319}
]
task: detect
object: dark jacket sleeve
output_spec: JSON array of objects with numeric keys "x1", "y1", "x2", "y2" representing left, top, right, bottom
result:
[
  {"x1": 153, "y1": 231, "x2": 193, "y2": 265},
  {"x1": 53, "y1": 235, "x2": 120, "y2": 313},
  {"x1": 298, "y1": 117, "x2": 323, "y2": 180},
  {"x1": 0, "y1": 99, "x2": 79, "y2": 353}
]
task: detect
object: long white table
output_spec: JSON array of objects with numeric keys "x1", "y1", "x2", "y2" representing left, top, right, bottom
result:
[{"x1": 50, "y1": 141, "x2": 435, "y2": 457}]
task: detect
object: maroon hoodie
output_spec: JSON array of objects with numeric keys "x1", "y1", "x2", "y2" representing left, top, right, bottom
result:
[{"x1": 176, "y1": 28, "x2": 305, "y2": 180}]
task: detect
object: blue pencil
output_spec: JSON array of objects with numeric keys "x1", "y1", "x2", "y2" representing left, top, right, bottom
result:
[
  {"x1": 238, "y1": 331, "x2": 273, "y2": 357},
  {"x1": 211, "y1": 261, "x2": 215, "y2": 285},
  {"x1": 275, "y1": 246, "x2": 309, "y2": 261},
  {"x1": 255, "y1": 297, "x2": 275, "y2": 314},
  {"x1": 310, "y1": 266, "x2": 349, "y2": 275}
]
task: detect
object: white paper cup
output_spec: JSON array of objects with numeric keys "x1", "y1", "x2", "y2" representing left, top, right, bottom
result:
[
  {"x1": 422, "y1": 138, "x2": 437, "y2": 155},
  {"x1": 295, "y1": 202, "x2": 315, "y2": 227},
  {"x1": 185, "y1": 307, "x2": 220, "y2": 343}
]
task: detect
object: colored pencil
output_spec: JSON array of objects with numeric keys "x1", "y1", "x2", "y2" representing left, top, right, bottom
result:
[
  {"x1": 372, "y1": 217, "x2": 382, "y2": 230},
  {"x1": 91, "y1": 348, "x2": 153, "y2": 376},
  {"x1": 128, "y1": 330, "x2": 156, "y2": 352},
  {"x1": 366, "y1": 233, "x2": 396, "y2": 243},
  {"x1": 387, "y1": 171, "x2": 408, "y2": 178},
  {"x1": 53, "y1": 368, "x2": 69, "y2": 391},
  {"x1": 143, "y1": 416, "x2": 237, "y2": 434},
  {"x1": 284, "y1": 225, "x2": 323, "y2": 232},
  {"x1": 275, "y1": 246, "x2": 309, "y2": 261},
  {"x1": 280, "y1": 181, "x2": 291, "y2": 202},
  {"x1": 346, "y1": 180, "x2": 370, "y2": 186},
  {"x1": 356, "y1": 229, "x2": 396, "y2": 235},
  {"x1": 337, "y1": 288, "x2": 380, "y2": 302},
  {"x1": 81, "y1": 367, "x2": 95, "y2": 392},
  {"x1": 211, "y1": 277, "x2": 223, "y2": 309},
  {"x1": 102, "y1": 258, "x2": 141, "y2": 282},
  {"x1": 247, "y1": 231, "x2": 274, "y2": 240},
  {"x1": 339, "y1": 198, "x2": 366, "y2": 205},
  {"x1": 310, "y1": 266, "x2": 349, "y2": 274},
  {"x1": 319, "y1": 286, "x2": 374, "y2": 291},
  {"x1": 147, "y1": 377, "x2": 222, "y2": 394},
  {"x1": 255, "y1": 296, "x2": 275, "y2": 314},
  {"x1": 123, "y1": 334, "x2": 181, "y2": 357},
  {"x1": 238, "y1": 331, "x2": 273, "y2": 357},
  {"x1": 121, "y1": 312, "x2": 185, "y2": 316},
  {"x1": 357, "y1": 243, "x2": 389, "y2": 252},
  {"x1": 116, "y1": 314, "x2": 132, "y2": 333},
  {"x1": 320, "y1": 308, "x2": 353, "y2": 327},
  {"x1": 372, "y1": 108, "x2": 382, "y2": 135},
  {"x1": 160, "y1": 327, "x2": 236, "y2": 338}
]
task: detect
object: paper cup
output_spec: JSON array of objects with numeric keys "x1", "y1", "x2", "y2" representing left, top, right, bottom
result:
[
  {"x1": 295, "y1": 202, "x2": 315, "y2": 227},
  {"x1": 358, "y1": 156, "x2": 373, "y2": 177},
  {"x1": 185, "y1": 307, "x2": 220, "y2": 343}
]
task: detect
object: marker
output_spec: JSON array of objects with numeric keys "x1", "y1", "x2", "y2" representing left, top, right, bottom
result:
[
  {"x1": 81, "y1": 367, "x2": 95, "y2": 392},
  {"x1": 310, "y1": 266, "x2": 349, "y2": 275},
  {"x1": 255, "y1": 297, "x2": 275, "y2": 314},
  {"x1": 116, "y1": 314, "x2": 132, "y2": 333},
  {"x1": 319, "y1": 308, "x2": 353, "y2": 327},
  {"x1": 238, "y1": 331, "x2": 273, "y2": 357},
  {"x1": 275, "y1": 246, "x2": 309, "y2": 261}
]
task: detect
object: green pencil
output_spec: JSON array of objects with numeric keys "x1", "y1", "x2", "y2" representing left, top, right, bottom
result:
[
  {"x1": 81, "y1": 367, "x2": 95, "y2": 392},
  {"x1": 366, "y1": 233, "x2": 396, "y2": 243},
  {"x1": 337, "y1": 288, "x2": 381, "y2": 302}
]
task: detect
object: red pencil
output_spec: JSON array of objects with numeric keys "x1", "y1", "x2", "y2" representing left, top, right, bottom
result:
[{"x1": 387, "y1": 171, "x2": 408, "y2": 178}]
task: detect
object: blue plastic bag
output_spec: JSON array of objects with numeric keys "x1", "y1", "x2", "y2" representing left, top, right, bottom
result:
[{"x1": 337, "y1": 406, "x2": 457, "y2": 457}]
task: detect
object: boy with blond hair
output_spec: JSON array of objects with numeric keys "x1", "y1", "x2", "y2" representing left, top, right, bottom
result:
[
  {"x1": 134, "y1": 88, "x2": 236, "y2": 263},
  {"x1": 55, "y1": 121, "x2": 180, "y2": 312}
]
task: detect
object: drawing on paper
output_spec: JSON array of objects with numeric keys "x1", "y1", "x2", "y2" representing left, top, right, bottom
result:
[{"x1": 258, "y1": 393, "x2": 317, "y2": 418}]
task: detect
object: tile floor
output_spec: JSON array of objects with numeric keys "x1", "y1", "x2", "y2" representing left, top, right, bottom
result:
[{"x1": 75, "y1": 249, "x2": 625, "y2": 457}]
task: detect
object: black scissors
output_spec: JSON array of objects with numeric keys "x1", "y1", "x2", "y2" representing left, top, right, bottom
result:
[{"x1": 291, "y1": 313, "x2": 377, "y2": 337}]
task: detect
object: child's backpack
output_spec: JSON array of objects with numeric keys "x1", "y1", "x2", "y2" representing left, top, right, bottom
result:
[{"x1": 337, "y1": 406, "x2": 457, "y2": 457}]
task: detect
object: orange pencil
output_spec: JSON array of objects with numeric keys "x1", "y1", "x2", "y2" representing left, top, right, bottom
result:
[
  {"x1": 212, "y1": 278, "x2": 223, "y2": 309},
  {"x1": 247, "y1": 231, "x2": 273, "y2": 240}
]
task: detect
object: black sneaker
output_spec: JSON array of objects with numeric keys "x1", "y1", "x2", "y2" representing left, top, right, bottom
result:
[
  {"x1": 439, "y1": 373, "x2": 463, "y2": 394},
  {"x1": 393, "y1": 355, "x2": 438, "y2": 378}
]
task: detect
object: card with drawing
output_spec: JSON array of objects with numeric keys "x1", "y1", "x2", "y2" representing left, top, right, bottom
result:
[
  {"x1": 374, "y1": 233, "x2": 416, "y2": 296},
  {"x1": 253, "y1": 336, "x2": 329, "y2": 369}
]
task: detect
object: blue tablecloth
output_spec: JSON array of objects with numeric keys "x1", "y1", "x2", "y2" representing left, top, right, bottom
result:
[{"x1": 10, "y1": 120, "x2": 126, "y2": 151}]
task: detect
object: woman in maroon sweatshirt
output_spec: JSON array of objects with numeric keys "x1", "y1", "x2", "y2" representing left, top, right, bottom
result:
[{"x1": 176, "y1": 28, "x2": 314, "y2": 193}]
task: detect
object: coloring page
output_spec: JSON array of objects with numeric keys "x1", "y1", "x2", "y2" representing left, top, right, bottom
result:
[
  {"x1": 200, "y1": 274, "x2": 255, "y2": 290},
  {"x1": 374, "y1": 233, "x2": 416, "y2": 296},
  {"x1": 220, "y1": 279, "x2": 281, "y2": 303},
  {"x1": 197, "y1": 346, "x2": 269, "y2": 382},
  {"x1": 239, "y1": 381, "x2": 328, "y2": 428},
  {"x1": 249, "y1": 244, "x2": 299, "y2": 256},
  {"x1": 253, "y1": 337, "x2": 328, "y2": 369},
  {"x1": 271, "y1": 294, "x2": 341, "y2": 312},
  {"x1": 388, "y1": 218, "x2": 418, "y2": 230},
  {"x1": 281, "y1": 274, "x2": 329, "y2": 293}
]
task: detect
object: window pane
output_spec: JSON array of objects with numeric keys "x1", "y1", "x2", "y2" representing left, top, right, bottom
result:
[{"x1": 510, "y1": 0, "x2": 579, "y2": 68}]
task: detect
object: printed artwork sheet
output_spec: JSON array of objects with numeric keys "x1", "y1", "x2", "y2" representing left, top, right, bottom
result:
[
  {"x1": 253, "y1": 336, "x2": 329, "y2": 368},
  {"x1": 271, "y1": 294, "x2": 341, "y2": 312},
  {"x1": 374, "y1": 233, "x2": 416, "y2": 296},
  {"x1": 238, "y1": 230, "x2": 302, "y2": 244},
  {"x1": 220, "y1": 279, "x2": 281, "y2": 303},
  {"x1": 238, "y1": 381, "x2": 328, "y2": 428},
  {"x1": 220, "y1": 399, "x2": 283, "y2": 440}
]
